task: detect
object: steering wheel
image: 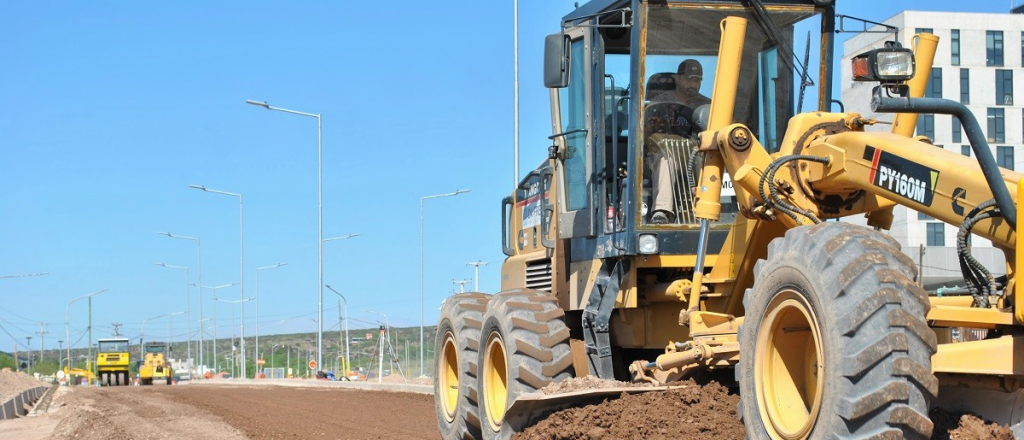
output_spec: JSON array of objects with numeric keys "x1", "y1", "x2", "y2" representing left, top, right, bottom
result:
[{"x1": 644, "y1": 101, "x2": 697, "y2": 137}]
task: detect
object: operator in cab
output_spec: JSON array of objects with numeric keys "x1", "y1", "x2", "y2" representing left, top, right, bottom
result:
[{"x1": 647, "y1": 59, "x2": 710, "y2": 224}]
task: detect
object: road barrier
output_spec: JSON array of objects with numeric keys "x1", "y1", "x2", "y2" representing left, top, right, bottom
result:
[{"x1": 0, "y1": 385, "x2": 48, "y2": 420}]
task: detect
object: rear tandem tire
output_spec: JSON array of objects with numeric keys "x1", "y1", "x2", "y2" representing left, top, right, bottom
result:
[
  {"x1": 433, "y1": 292, "x2": 490, "y2": 440},
  {"x1": 477, "y1": 290, "x2": 573, "y2": 440},
  {"x1": 737, "y1": 222, "x2": 938, "y2": 440}
]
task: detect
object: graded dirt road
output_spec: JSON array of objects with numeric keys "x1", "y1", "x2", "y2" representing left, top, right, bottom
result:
[
  {"x1": 44, "y1": 382, "x2": 438, "y2": 440},
  {"x1": 3, "y1": 379, "x2": 1013, "y2": 440}
]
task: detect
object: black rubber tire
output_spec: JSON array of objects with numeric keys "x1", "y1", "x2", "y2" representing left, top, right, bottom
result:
[
  {"x1": 738, "y1": 222, "x2": 938, "y2": 440},
  {"x1": 477, "y1": 289, "x2": 574, "y2": 440},
  {"x1": 433, "y1": 292, "x2": 490, "y2": 440}
]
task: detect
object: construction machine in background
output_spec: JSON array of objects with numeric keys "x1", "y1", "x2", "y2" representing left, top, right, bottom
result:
[
  {"x1": 139, "y1": 342, "x2": 172, "y2": 386},
  {"x1": 96, "y1": 337, "x2": 131, "y2": 386},
  {"x1": 434, "y1": 1, "x2": 1024, "y2": 439}
]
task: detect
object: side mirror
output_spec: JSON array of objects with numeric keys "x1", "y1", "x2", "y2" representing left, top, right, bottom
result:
[{"x1": 544, "y1": 33, "x2": 570, "y2": 88}]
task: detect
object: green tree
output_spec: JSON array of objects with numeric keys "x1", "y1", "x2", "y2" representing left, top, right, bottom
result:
[{"x1": 0, "y1": 353, "x2": 15, "y2": 370}]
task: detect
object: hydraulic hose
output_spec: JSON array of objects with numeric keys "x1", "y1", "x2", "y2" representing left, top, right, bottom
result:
[{"x1": 872, "y1": 94, "x2": 1017, "y2": 229}]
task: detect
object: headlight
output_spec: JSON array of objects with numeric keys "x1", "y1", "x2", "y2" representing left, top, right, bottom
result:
[
  {"x1": 638, "y1": 234, "x2": 659, "y2": 254},
  {"x1": 852, "y1": 47, "x2": 915, "y2": 83}
]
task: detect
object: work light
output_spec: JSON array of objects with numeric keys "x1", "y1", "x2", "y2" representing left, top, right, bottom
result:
[{"x1": 852, "y1": 47, "x2": 915, "y2": 83}]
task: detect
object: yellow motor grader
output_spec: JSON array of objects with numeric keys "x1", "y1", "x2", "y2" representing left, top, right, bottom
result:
[
  {"x1": 434, "y1": 1, "x2": 1023, "y2": 439},
  {"x1": 139, "y1": 342, "x2": 173, "y2": 386}
]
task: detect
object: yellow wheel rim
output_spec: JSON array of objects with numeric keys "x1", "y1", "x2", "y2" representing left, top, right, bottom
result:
[
  {"x1": 755, "y1": 289, "x2": 825, "y2": 440},
  {"x1": 439, "y1": 332, "x2": 460, "y2": 423},
  {"x1": 483, "y1": 331, "x2": 508, "y2": 432}
]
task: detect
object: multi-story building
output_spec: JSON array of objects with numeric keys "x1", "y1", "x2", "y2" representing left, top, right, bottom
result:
[{"x1": 840, "y1": 10, "x2": 1024, "y2": 288}]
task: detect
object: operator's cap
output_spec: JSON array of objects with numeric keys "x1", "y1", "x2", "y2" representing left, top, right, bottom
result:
[{"x1": 678, "y1": 59, "x2": 703, "y2": 79}]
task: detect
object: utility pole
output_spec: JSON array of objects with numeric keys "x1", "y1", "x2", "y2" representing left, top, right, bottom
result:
[
  {"x1": 112, "y1": 323, "x2": 123, "y2": 337},
  {"x1": 88, "y1": 296, "x2": 94, "y2": 377},
  {"x1": 25, "y1": 336, "x2": 32, "y2": 373},
  {"x1": 36, "y1": 322, "x2": 48, "y2": 363},
  {"x1": 466, "y1": 261, "x2": 489, "y2": 292},
  {"x1": 453, "y1": 279, "x2": 471, "y2": 293}
]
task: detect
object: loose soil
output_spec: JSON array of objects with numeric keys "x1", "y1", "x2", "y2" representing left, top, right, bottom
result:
[
  {"x1": 515, "y1": 379, "x2": 743, "y2": 440},
  {"x1": 518, "y1": 377, "x2": 1017, "y2": 440},
  {"x1": 930, "y1": 408, "x2": 1014, "y2": 440}
]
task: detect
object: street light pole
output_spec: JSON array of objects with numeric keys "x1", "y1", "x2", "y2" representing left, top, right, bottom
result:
[
  {"x1": 467, "y1": 261, "x2": 489, "y2": 292},
  {"x1": 65, "y1": 289, "x2": 108, "y2": 378},
  {"x1": 190, "y1": 184, "x2": 245, "y2": 378},
  {"x1": 195, "y1": 282, "x2": 238, "y2": 374},
  {"x1": 255, "y1": 263, "x2": 287, "y2": 375},
  {"x1": 246, "y1": 99, "x2": 325, "y2": 370},
  {"x1": 419, "y1": 189, "x2": 470, "y2": 377},
  {"x1": 198, "y1": 317, "x2": 211, "y2": 376},
  {"x1": 159, "y1": 232, "x2": 202, "y2": 368},
  {"x1": 325, "y1": 284, "x2": 349, "y2": 378},
  {"x1": 155, "y1": 263, "x2": 191, "y2": 365}
]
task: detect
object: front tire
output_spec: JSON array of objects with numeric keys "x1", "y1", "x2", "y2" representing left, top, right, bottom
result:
[
  {"x1": 434, "y1": 292, "x2": 490, "y2": 440},
  {"x1": 478, "y1": 290, "x2": 573, "y2": 440},
  {"x1": 738, "y1": 223, "x2": 938, "y2": 440}
]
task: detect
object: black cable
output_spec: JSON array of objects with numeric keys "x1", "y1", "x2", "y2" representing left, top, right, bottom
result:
[
  {"x1": 957, "y1": 199, "x2": 1001, "y2": 307},
  {"x1": 758, "y1": 155, "x2": 831, "y2": 224}
]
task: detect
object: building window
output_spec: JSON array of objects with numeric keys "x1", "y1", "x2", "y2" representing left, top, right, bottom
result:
[
  {"x1": 952, "y1": 29, "x2": 961, "y2": 66},
  {"x1": 952, "y1": 118, "x2": 962, "y2": 143},
  {"x1": 918, "y1": 114, "x2": 935, "y2": 139},
  {"x1": 988, "y1": 108, "x2": 1005, "y2": 143},
  {"x1": 927, "y1": 67, "x2": 942, "y2": 98},
  {"x1": 927, "y1": 223, "x2": 945, "y2": 246},
  {"x1": 988, "y1": 31, "x2": 1004, "y2": 66},
  {"x1": 1021, "y1": 32, "x2": 1024, "y2": 67},
  {"x1": 960, "y1": 69, "x2": 969, "y2": 104},
  {"x1": 916, "y1": 28, "x2": 934, "y2": 35},
  {"x1": 998, "y1": 145, "x2": 1015, "y2": 170},
  {"x1": 918, "y1": 211, "x2": 934, "y2": 220},
  {"x1": 997, "y1": 70, "x2": 1014, "y2": 105},
  {"x1": 962, "y1": 145, "x2": 971, "y2": 156}
]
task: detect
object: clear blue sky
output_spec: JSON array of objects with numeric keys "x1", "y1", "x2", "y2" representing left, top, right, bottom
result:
[{"x1": 0, "y1": 1, "x2": 1015, "y2": 355}]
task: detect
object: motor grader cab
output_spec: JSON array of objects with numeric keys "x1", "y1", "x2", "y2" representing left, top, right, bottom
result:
[{"x1": 435, "y1": 1, "x2": 1023, "y2": 439}]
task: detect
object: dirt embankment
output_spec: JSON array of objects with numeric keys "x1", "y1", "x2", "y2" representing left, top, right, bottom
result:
[{"x1": 0, "y1": 368, "x2": 48, "y2": 402}]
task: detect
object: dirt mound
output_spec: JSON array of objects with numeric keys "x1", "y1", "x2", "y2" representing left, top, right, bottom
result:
[
  {"x1": 514, "y1": 380, "x2": 743, "y2": 440},
  {"x1": 0, "y1": 369, "x2": 47, "y2": 402},
  {"x1": 929, "y1": 408, "x2": 1014, "y2": 440},
  {"x1": 517, "y1": 378, "x2": 1013, "y2": 440}
]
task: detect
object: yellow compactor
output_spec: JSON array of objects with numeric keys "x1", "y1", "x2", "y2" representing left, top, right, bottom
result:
[
  {"x1": 433, "y1": 1, "x2": 1024, "y2": 439},
  {"x1": 96, "y1": 337, "x2": 131, "y2": 386}
]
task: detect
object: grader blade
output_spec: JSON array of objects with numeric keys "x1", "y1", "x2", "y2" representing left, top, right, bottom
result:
[{"x1": 501, "y1": 386, "x2": 673, "y2": 436}]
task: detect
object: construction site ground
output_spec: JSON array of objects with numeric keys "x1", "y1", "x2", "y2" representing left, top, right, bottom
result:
[{"x1": 0, "y1": 376, "x2": 1014, "y2": 439}]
